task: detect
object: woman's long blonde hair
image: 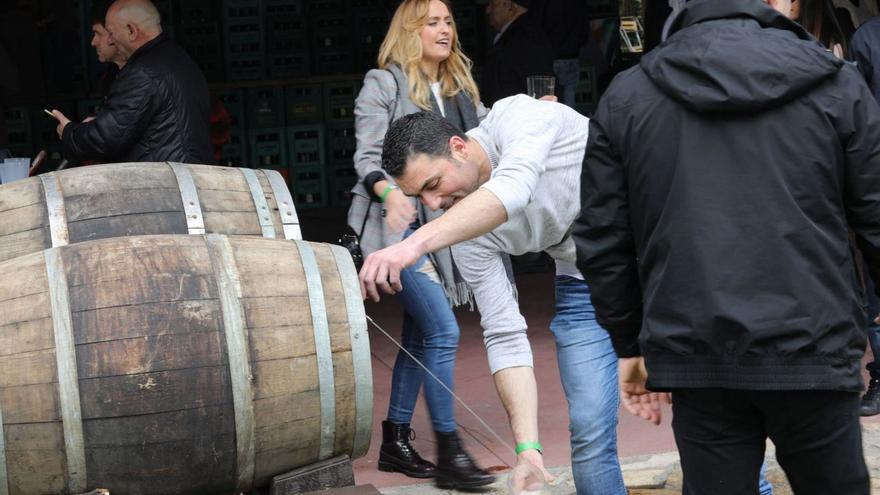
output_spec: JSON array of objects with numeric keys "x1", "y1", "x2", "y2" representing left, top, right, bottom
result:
[{"x1": 376, "y1": 0, "x2": 481, "y2": 111}]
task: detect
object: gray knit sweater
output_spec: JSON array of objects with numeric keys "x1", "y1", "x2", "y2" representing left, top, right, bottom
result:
[{"x1": 452, "y1": 95, "x2": 590, "y2": 373}]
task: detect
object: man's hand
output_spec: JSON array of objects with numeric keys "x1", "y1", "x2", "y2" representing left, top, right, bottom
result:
[
  {"x1": 50, "y1": 110, "x2": 72, "y2": 139},
  {"x1": 516, "y1": 450, "x2": 554, "y2": 485},
  {"x1": 383, "y1": 188, "x2": 416, "y2": 233},
  {"x1": 359, "y1": 239, "x2": 423, "y2": 301},
  {"x1": 619, "y1": 357, "x2": 671, "y2": 425}
]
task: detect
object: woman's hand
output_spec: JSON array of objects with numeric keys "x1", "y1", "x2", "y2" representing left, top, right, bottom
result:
[{"x1": 383, "y1": 187, "x2": 416, "y2": 233}]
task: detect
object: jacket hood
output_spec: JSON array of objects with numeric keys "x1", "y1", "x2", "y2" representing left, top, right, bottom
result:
[{"x1": 641, "y1": 0, "x2": 844, "y2": 113}]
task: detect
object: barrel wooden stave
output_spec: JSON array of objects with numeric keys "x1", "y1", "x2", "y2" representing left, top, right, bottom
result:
[
  {"x1": 0, "y1": 163, "x2": 298, "y2": 264},
  {"x1": 0, "y1": 235, "x2": 368, "y2": 495}
]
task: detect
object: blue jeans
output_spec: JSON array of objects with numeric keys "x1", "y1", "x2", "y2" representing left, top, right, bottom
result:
[
  {"x1": 553, "y1": 59, "x2": 580, "y2": 108},
  {"x1": 551, "y1": 276, "x2": 625, "y2": 494},
  {"x1": 759, "y1": 463, "x2": 773, "y2": 495},
  {"x1": 386, "y1": 254, "x2": 460, "y2": 433}
]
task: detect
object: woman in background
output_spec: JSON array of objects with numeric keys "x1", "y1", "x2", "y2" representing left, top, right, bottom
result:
[
  {"x1": 792, "y1": 0, "x2": 852, "y2": 58},
  {"x1": 346, "y1": 0, "x2": 494, "y2": 489}
]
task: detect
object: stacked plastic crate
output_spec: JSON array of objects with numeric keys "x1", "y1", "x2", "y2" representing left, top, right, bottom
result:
[
  {"x1": 266, "y1": 0, "x2": 311, "y2": 78},
  {"x1": 310, "y1": 0, "x2": 353, "y2": 75},
  {"x1": 223, "y1": 0, "x2": 267, "y2": 81},
  {"x1": 216, "y1": 89, "x2": 249, "y2": 167},
  {"x1": 324, "y1": 80, "x2": 359, "y2": 208},
  {"x1": 3, "y1": 107, "x2": 33, "y2": 159},
  {"x1": 177, "y1": 1, "x2": 224, "y2": 82},
  {"x1": 574, "y1": 66, "x2": 598, "y2": 116},
  {"x1": 286, "y1": 83, "x2": 327, "y2": 208},
  {"x1": 247, "y1": 86, "x2": 288, "y2": 172},
  {"x1": 353, "y1": 0, "x2": 391, "y2": 73}
]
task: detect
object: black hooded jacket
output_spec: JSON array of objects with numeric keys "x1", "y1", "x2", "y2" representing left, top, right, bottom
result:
[
  {"x1": 574, "y1": 0, "x2": 880, "y2": 392},
  {"x1": 62, "y1": 33, "x2": 212, "y2": 164}
]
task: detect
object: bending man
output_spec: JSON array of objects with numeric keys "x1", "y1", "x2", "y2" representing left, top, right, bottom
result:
[{"x1": 360, "y1": 95, "x2": 625, "y2": 494}]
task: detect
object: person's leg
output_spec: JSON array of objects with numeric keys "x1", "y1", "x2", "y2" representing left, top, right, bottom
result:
[
  {"x1": 862, "y1": 275, "x2": 880, "y2": 415},
  {"x1": 386, "y1": 311, "x2": 425, "y2": 425},
  {"x1": 380, "y1": 267, "x2": 435, "y2": 478},
  {"x1": 762, "y1": 391, "x2": 868, "y2": 495},
  {"x1": 671, "y1": 389, "x2": 766, "y2": 495},
  {"x1": 396, "y1": 260, "x2": 495, "y2": 488},
  {"x1": 396, "y1": 265, "x2": 460, "y2": 433},
  {"x1": 549, "y1": 276, "x2": 625, "y2": 494},
  {"x1": 553, "y1": 59, "x2": 580, "y2": 108}
]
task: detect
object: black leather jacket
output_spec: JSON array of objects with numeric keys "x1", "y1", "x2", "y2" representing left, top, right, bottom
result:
[{"x1": 63, "y1": 33, "x2": 212, "y2": 164}]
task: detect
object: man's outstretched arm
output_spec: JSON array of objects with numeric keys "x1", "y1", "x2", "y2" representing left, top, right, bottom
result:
[{"x1": 359, "y1": 187, "x2": 507, "y2": 301}]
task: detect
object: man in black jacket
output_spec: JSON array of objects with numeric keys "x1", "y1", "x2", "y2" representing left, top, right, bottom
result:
[
  {"x1": 848, "y1": 15, "x2": 880, "y2": 417},
  {"x1": 51, "y1": 0, "x2": 212, "y2": 164},
  {"x1": 481, "y1": 0, "x2": 555, "y2": 107},
  {"x1": 574, "y1": 0, "x2": 879, "y2": 492}
]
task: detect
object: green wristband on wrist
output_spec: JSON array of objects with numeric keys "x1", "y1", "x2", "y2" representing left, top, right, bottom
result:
[
  {"x1": 379, "y1": 184, "x2": 398, "y2": 202},
  {"x1": 515, "y1": 441, "x2": 543, "y2": 455}
]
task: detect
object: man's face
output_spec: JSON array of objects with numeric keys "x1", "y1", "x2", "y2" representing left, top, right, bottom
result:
[
  {"x1": 485, "y1": 0, "x2": 513, "y2": 31},
  {"x1": 90, "y1": 23, "x2": 119, "y2": 64},
  {"x1": 395, "y1": 152, "x2": 482, "y2": 211},
  {"x1": 105, "y1": 13, "x2": 133, "y2": 57}
]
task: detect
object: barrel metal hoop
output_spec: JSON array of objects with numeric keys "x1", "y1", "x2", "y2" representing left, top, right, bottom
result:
[
  {"x1": 205, "y1": 234, "x2": 256, "y2": 492},
  {"x1": 168, "y1": 162, "x2": 206, "y2": 235},
  {"x1": 40, "y1": 173, "x2": 70, "y2": 247},
  {"x1": 0, "y1": 395, "x2": 8, "y2": 495},
  {"x1": 264, "y1": 169, "x2": 302, "y2": 240},
  {"x1": 329, "y1": 245, "x2": 372, "y2": 459},
  {"x1": 44, "y1": 248, "x2": 87, "y2": 494},
  {"x1": 294, "y1": 240, "x2": 336, "y2": 459},
  {"x1": 240, "y1": 168, "x2": 276, "y2": 239}
]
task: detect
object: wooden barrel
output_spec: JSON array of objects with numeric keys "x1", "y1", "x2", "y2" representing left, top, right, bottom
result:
[
  {"x1": 0, "y1": 162, "x2": 302, "y2": 263},
  {"x1": 0, "y1": 235, "x2": 371, "y2": 495}
]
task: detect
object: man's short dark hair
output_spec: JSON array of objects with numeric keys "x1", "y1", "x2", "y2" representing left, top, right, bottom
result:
[{"x1": 382, "y1": 112, "x2": 467, "y2": 177}]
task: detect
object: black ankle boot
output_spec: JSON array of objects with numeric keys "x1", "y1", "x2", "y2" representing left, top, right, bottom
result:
[
  {"x1": 434, "y1": 431, "x2": 496, "y2": 489},
  {"x1": 861, "y1": 379, "x2": 880, "y2": 416},
  {"x1": 378, "y1": 421, "x2": 436, "y2": 478}
]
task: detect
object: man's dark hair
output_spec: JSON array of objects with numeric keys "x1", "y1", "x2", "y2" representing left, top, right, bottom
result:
[
  {"x1": 382, "y1": 112, "x2": 467, "y2": 177},
  {"x1": 91, "y1": 0, "x2": 114, "y2": 25}
]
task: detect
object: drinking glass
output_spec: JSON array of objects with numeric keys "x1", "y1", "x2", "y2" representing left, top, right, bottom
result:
[{"x1": 526, "y1": 75, "x2": 555, "y2": 99}]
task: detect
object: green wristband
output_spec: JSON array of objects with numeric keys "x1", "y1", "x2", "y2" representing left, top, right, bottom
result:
[
  {"x1": 379, "y1": 184, "x2": 398, "y2": 202},
  {"x1": 515, "y1": 441, "x2": 543, "y2": 455}
]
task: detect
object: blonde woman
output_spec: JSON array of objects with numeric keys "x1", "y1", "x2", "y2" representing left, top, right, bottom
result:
[{"x1": 345, "y1": 0, "x2": 493, "y2": 488}]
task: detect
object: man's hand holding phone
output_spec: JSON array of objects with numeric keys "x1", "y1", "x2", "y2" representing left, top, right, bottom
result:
[{"x1": 46, "y1": 109, "x2": 72, "y2": 139}]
